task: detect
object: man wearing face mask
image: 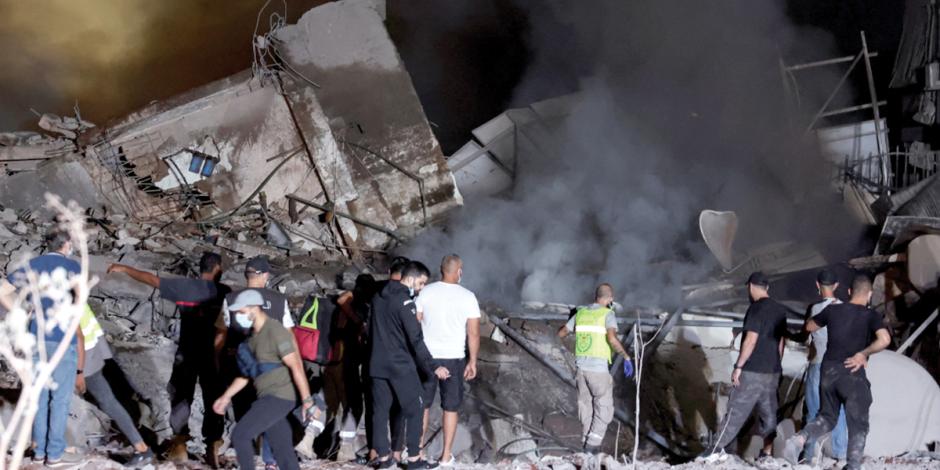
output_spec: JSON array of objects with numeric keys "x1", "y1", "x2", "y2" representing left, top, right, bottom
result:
[
  {"x1": 415, "y1": 255, "x2": 480, "y2": 466},
  {"x1": 213, "y1": 256, "x2": 298, "y2": 469},
  {"x1": 369, "y1": 261, "x2": 449, "y2": 470},
  {"x1": 784, "y1": 274, "x2": 890, "y2": 470},
  {"x1": 212, "y1": 290, "x2": 313, "y2": 470},
  {"x1": 108, "y1": 252, "x2": 230, "y2": 466},
  {"x1": 557, "y1": 283, "x2": 630, "y2": 453}
]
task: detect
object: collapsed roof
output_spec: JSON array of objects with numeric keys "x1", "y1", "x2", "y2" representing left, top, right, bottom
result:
[{"x1": 0, "y1": 0, "x2": 461, "y2": 260}]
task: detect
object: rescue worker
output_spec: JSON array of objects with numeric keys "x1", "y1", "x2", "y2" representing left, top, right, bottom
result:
[{"x1": 556, "y1": 283, "x2": 631, "y2": 453}]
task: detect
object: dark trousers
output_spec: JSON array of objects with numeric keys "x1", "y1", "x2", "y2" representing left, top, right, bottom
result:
[
  {"x1": 231, "y1": 395, "x2": 299, "y2": 470},
  {"x1": 167, "y1": 345, "x2": 223, "y2": 443},
  {"x1": 371, "y1": 374, "x2": 423, "y2": 456},
  {"x1": 341, "y1": 349, "x2": 366, "y2": 438},
  {"x1": 799, "y1": 365, "x2": 872, "y2": 470},
  {"x1": 86, "y1": 371, "x2": 144, "y2": 446},
  {"x1": 714, "y1": 371, "x2": 780, "y2": 451}
]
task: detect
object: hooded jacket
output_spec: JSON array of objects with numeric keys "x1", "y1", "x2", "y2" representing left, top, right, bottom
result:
[{"x1": 368, "y1": 281, "x2": 436, "y2": 379}]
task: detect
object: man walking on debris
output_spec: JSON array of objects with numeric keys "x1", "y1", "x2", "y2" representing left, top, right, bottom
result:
[
  {"x1": 79, "y1": 304, "x2": 154, "y2": 466},
  {"x1": 212, "y1": 289, "x2": 314, "y2": 470},
  {"x1": 707, "y1": 272, "x2": 787, "y2": 460},
  {"x1": 335, "y1": 273, "x2": 377, "y2": 461},
  {"x1": 369, "y1": 261, "x2": 450, "y2": 470},
  {"x1": 0, "y1": 229, "x2": 85, "y2": 467},
  {"x1": 784, "y1": 274, "x2": 891, "y2": 470},
  {"x1": 417, "y1": 254, "x2": 481, "y2": 466},
  {"x1": 556, "y1": 283, "x2": 631, "y2": 453},
  {"x1": 108, "y1": 252, "x2": 230, "y2": 467},
  {"x1": 802, "y1": 269, "x2": 847, "y2": 464},
  {"x1": 214, "y1": 256, "x2": 317, "y2": 468}
]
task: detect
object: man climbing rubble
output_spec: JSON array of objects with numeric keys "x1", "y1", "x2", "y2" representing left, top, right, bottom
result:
[
  {"x1": 556, "y1": 283, "x2": 631, "y2": 453},
  {"x1": 369, "y1": 261, "x2": 449, "y2": 470},
  {"x1": 784, "y1": 274, "x2": 891, "y2": 470},
  {"x1": 213, "y1": 256, "x2": 320, "y2": 469},
  {"x1": 79, "y1": 304, "x2": 154, "y2": 467},
  {"x1": 107, "y1": 252, "x2": 230, "y2": 467},
  {"x1": 0, "y1": 229, "x2": 86, "y2": 467},
  {"x1": 802, "y1": 269, "x2": 847, "y2": 464},
  {"x1": 705, "y1": 272, "x2": 786, "y2": 461},
  {"x1": 417, "y1": 254, "x2": 481, "y2": 466},
  {"x1": 212, "y1": 289, "x2": 314, "y2": 470}
]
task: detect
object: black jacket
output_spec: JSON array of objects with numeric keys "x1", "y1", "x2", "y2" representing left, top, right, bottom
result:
[{"x1": 368, "y1": 281, "x2": 436, "y2": 379}]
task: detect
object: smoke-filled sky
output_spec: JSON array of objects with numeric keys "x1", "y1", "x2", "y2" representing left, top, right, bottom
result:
[
  {"x1": 0, "y1": 0, "x2": 325, "y2": 130},
  {"x1": 404, "y1": 0, "x2": 872, "y2": 308}
]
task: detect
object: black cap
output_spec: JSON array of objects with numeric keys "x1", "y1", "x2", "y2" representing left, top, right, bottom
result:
[
  {"x1": 245, "y1": 256, "x2": 271, "y2": 274},
  {"x1": 746, "y1": 271, "x2": 770, "y2": 287},
  {"x1": 817, "y1": 269, "x2": 838, "y2": 286}
]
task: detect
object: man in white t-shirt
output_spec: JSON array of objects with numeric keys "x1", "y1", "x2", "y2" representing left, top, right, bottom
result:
[{"x1": 415, "y1": 254, "x2": 480, "y2": 466}]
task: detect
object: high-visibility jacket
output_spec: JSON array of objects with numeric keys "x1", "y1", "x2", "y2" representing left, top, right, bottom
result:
[
  {"x1": 79, "y1": 304, "x2": 104, "y2": 351},
  {"x1": 574, "y1": 306, "x2": 612, "y2": 363}
]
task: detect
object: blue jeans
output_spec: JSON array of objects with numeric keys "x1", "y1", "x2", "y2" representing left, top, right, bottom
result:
[
  {"x1": 33, "y1": 342, "x2": 78, "y2": 460},
  {"x1": 805, "y1": 363, "x2": 847, "y2": 459}
]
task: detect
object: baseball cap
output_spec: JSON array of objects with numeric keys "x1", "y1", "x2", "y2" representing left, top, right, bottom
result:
[
  {"x1": 746, "y1": 271, "x2": 770, "y2": 287},
  {"x1": 245, "y1": 256, "x2": 271, "y2": 275},
  {"x1": 817, "y1": 269, "x2": 838, "y2": 286},
  {"x1": 228, "y1": 289, "x2": 265, "y2": 312}
]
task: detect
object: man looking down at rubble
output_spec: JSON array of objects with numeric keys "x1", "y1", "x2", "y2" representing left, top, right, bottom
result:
[
  {"x1": 416, "y1": 254, "x2": 481, "y2": 466},
  {"x1": 802, "y1": 269, "x2": 847, "y2": 464},
  {"x1": 369, "y1": 261, "x2": 450, "y2": 470},
  {"x1": 213, "y1": 256, "x2": 305, "y2": 469},
  {"x1": 0, "y1": 229, "x2": 85, "y2": 467},
  {"x1": 784, "y1": 274, "x2": 890, "y2": 470},
  {"x1": 556, "y1": 283, "x2": 631, "y2": 453},
  {"x1": 211, "y1": 289, "x2": 313, "y2": 470},
  {"x1": 107, "y1": 252, "x2": 230, "y2": 467},
  {"x1": 707, "y1": 272, "x2": 786, "y2": 460}
]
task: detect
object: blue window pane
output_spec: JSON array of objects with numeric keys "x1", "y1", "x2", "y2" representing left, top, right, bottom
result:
[
  {"x1": 188, "y1": 154, "x2": 205, "y2": 174},
  {"x1": 201, "y1": 158, "x2": 216, "y2": 177}
]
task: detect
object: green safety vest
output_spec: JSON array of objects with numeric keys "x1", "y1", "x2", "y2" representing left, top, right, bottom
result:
[
  {"x1": 80, "y1": 304, "x2": 104, "y2": 351},
  {"x1": 574, "y1": 306, "x2": 612, "y2": 363}
]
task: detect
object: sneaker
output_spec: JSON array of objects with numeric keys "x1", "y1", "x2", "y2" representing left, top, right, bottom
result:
[
  {"x1": 31, "y1": 455, "x2": 45, "y2": 464},
  {"x1": 438, "y1": 456, "x2": 456, "y2": 468},
  {"x1": 373, "y1": 457, "x2": 398, "y2": 470},
  {"x1": 405, "y1": 458, "x2": 439, "y2": 470},
  {"x1": 46, "y1": 452, "x2": 84, "y2": 467},
  {"x1": 700, "y1": 450, "x2": 729, "y2": 464},
  {"x1": 125, "y1": 449, "x2": 154, "y2": 468},
  {"x1": 782, "y1": 436, "x2": 804, "y2": 466}
]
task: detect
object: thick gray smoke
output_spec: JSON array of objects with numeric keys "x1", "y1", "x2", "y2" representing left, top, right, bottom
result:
[
  {"x1": 411, "y1": 1, "x2": 861, "y2": 309},
  {"x1": 406, "y1": 1, "x2": 859, "y2": 306}
]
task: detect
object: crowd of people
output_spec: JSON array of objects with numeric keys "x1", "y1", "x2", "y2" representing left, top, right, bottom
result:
[{"x1": 0, "y1": 228, "x2": 893, "y2": 470}]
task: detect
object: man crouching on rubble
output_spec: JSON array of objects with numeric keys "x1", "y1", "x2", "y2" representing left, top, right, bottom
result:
[
  {"x1": 705, "y1": 272, "x2": 787, "y2": 461},
  {"x1": 557, "y1": 283, "x2": 631, "y2": 453},
  {"x1": 783, "y1": 274, "x2": 890, "y2": 470},
  {"x1": 107, "y1": 253, "x2": 230, "y2": 467}
]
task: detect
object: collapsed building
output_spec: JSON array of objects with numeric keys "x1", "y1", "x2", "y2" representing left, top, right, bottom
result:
[{"x1": 0, "y1": 0, "x2": 940, "y2": 469}]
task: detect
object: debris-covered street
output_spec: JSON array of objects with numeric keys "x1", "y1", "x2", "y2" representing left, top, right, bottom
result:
[{"x1": 1, "y1": 0, "x2": 940, "y2": 469}]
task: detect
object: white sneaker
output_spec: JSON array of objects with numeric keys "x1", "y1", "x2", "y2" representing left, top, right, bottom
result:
[{"x1": 439, "y1": 456, "x2": 456, "y2": 468}]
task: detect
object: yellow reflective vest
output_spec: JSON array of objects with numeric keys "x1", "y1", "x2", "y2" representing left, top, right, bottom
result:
[{"x1": 574, "y1": 306, "x2": 612, "y2": 363}]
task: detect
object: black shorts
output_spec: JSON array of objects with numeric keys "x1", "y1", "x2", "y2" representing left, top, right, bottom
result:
[{"x1": 422, "y1": 358, "x2": 465, "y2": 412}]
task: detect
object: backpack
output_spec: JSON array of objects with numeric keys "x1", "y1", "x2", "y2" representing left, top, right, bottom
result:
[
  {"x1": 236, "y1": 342, "x2": 282, "y2": 378},
  {"x1": 293, "y1": 296, "x2": 342, "y2": 364}
]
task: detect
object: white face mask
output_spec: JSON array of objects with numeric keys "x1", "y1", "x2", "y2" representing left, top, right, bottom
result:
[{"x1": 235, "y1": 313, "x2": 254, "y2": 329}]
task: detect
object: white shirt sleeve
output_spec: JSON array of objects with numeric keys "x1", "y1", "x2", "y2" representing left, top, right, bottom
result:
[
  {"x1": 281, "y1": 299, "x2": 295, "y2": 328},
  {"x1": 221, "y1": 299, "x2": 231, "y2": 327},
  {"x1": 466, "y1": 292, "x2": 481, "y2": 319},
  {"x1": 415, "y1": 291, "x2": 426, "y2": 314}
]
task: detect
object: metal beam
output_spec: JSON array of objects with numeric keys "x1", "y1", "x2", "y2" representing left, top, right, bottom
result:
[
  {"x1": 784, "y1": 52, "x2": 879, "y2": 72},
  {"x1": 285, "y1": 194, "x2": 404, "y2": 242}
]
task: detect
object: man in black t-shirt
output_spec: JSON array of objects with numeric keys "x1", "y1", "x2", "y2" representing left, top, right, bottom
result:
[
  {"x1": 108, "y1": 252, "x2": 230, "y2": 467},
  {"x1": 707, "y1": 272, "x2": 788, "y2": 459},
  {"x1": 784, "y1": 275, "x2": 890, "y2": 470}
]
